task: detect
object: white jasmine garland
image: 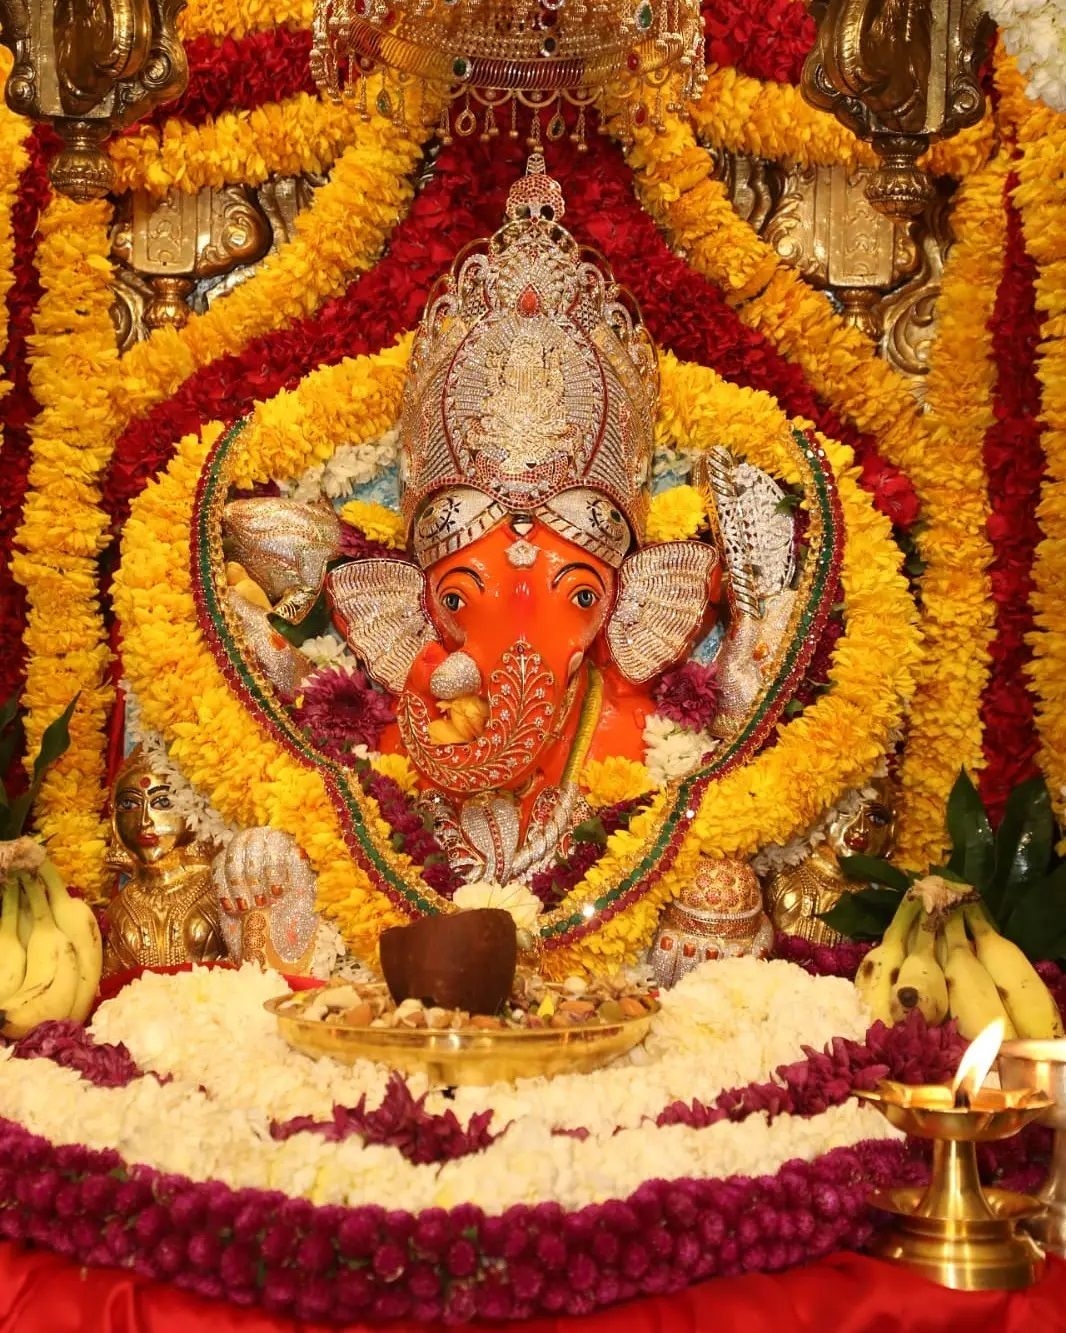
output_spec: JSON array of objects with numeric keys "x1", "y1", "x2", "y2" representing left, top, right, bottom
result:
[
  {"x1": 642, "y1": 713, "x2": 713, "y2": 786},
  {"x1": 298, "y1": 634, "x2": 357, "y2": 671},
  {"x1": 987, "y1": 0, "x2": 1066, "y2": 111},
  {"x1": 0, "y1": 960, "x2": 899, "y2": 1216},
  {"x1": 279, "y1": 428, "x2": 400, "y2": 504},
  {"x1": 451, "y1": 879, "x2": 543, "y2": 933}
]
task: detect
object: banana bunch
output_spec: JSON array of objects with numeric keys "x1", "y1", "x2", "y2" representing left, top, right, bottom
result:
[
  {"x1": 855, "y1": 892, "x2": 1064, "y2": 1040},
  {"x1": 0, "y1": 858, "x2": 102, "y2": 1039}
]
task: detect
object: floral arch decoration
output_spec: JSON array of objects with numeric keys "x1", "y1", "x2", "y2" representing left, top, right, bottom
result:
[{"x1": 113, "y1": 337, "x2": 919, "y2": 975}]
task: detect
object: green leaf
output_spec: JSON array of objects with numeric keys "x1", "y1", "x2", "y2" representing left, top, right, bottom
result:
[
  {"x1": 572, "y1": 818, "x2": 608, "y2": 847},
  {"x1": 4, "y1": 695, "x2": 81, "y2": 838},
  {"x1": 986, "y1": 777, "x2": 1055, "y2": 921},
  {"x1": 838, "y1": 854, "x2": 913, "y2": 893},
  {"x1": 945, "y1": 769, "x2": 994, "y2": 888},
  {"x1": 0, "y1": 791, "x2": 32, "y2": 840},
  {"x1": 819, "y1": 887, "x2": 905, "y2": 941},
  {"x1": 0, "y1": 696, "x2": 19, "y2": 735},
  {"x1": 29, "y1": 694, "x2": 79, "y2": 790},
  {"x1": 1001, "y1": 862, "x2": 1066, "y2": 962}
]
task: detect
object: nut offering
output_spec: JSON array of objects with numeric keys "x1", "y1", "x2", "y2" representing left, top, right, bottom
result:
[{"x1": 266, "y1": 972, "x2": 660, "y2": 1085}]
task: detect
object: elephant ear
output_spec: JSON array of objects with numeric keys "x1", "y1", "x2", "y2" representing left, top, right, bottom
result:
[
  {"x1": 606, "y1": 542, "x2": 718, "y2": 684},
  {"x1": 326, "y1": 559, "x2": 439, "y2": 694}
]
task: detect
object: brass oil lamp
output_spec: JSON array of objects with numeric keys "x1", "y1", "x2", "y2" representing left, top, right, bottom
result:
[
  {"x1": 999, "y1": 1037, "x2": 1066, "y2": 1257},
  {"x1": 857, "y1": 1020, "x2": 1052, "y2": 1290}
]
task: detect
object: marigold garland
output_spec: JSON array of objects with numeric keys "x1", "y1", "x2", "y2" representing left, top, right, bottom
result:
[
  {"x1": 0, "y1": 51, "x2": 30, "y2": 394},
  {"x1": 0, "y1": 126, "x2": 50, "y2": 720},
  {"x1": 115, "y1": 336, "x2": 915, "y2": 974},
  {"x1": 179, "y1": 0, "x2": 312, "y2": 40},
  {"x1": 623, "y1": 98, "x2": 999, "y2": 867},
  {"x1": 889, "y1": 158, "x2": 1004, "y2": 863},
  {"x1": 999, "y1": 52, "x2": 1066, "y2": 818},
  {"x1": 691, "y1": 66, "x2": 995, "y2": 179},
  {"x1": 10, "y1": 195, "x2": 121, "y2": 898},
  {"x1": 112, "y1": 113, "x2": 430, "y2": 431},
  {"x1": 110, "y1": 92, "x2": 363, "y2": 197}
]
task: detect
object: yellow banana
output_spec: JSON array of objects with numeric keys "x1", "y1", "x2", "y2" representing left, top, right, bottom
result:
[
  {"x1": 854, "y1": 894, "x2": 922, "y2": 1025},
  {"x1": 890, "y1": 913, "x2": 949, "y2": 1024},
  {"x1": 0, "y1": 873, "x2": 80, "y2": 1039},
  {"x1": 942, "y1": 909, "x2": 1017, "y2": 1041},
  {"x1": 16, "y1": 893, "x2": 32, "y2": 949},
  {"x1": 964, "y1": 903, "x2": 1064, "y2": 1040},
  {"x1": 0, "y1": 877, "x2": 27, "y2": 1004},
  {"x1": 36, "y1": 860, "x2": 102, "y2": 1025}
]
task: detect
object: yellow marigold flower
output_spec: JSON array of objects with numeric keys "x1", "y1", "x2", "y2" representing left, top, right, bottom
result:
[
  {"x1": 370, "y1": 753, "x2": 420, "y2": 795},
  {"x1": 580, "y1": 756, "x2": 654, "y2": 810},
  {"x1": 646, "y1": 485, "x2": 706, "y2": 543},
  {"x1": 339, "y1": 499, "x2": 405, "y2": 549}
]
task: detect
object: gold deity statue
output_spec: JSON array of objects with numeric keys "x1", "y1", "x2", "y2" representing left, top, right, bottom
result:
[
  {"x1": 762, "y1": 780, "x2": 897, "y2": 946},
  {"x1": 103, "y1": 748, "x2": 226, "y2": 975}
]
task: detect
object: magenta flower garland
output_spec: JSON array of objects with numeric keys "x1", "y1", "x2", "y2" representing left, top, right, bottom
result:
[{"x1": 0, "y1": 960, "x2": 1055, "y2": 1322}]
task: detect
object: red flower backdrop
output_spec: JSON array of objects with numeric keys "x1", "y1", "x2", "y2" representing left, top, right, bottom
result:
[
  {"x1": 0, "y1": 3, "x2": 1055, "y2": 865},
  {"x1": 0, "y1": 7, "x2": 1063, "y2": 1321},
  {"x1": 978, "y1": 171, "x2": 1045, "y2": 820}
]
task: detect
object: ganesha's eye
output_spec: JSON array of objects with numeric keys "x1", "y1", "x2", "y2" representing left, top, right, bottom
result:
[
  {"x1": 572, "y1": 588, "x2": 598, "y2": 609},
  {"x1": 441, "y1": 591, "x2": 465, "y2": 613}
]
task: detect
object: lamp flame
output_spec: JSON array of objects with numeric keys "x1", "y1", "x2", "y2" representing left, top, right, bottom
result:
[{"x1": 951, "y1": 1019, "x2": 1005, "y2": 1104}]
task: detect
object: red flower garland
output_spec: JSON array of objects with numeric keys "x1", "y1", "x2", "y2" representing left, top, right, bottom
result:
[
  {"x1": 143, "y1": 28, "x2": 317, "y2": 129},
  {"x1": 103, "y1": 129, "x2": 918, "y2": 544},
  {"x1": 702, "y1": 0, "x2": 816, "y2": 85},
  {"x1": 978, "y1": 169, "x2": 1045, "y2": 821}
]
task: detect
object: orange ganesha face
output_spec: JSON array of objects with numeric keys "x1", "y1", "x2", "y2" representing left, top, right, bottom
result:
[
  {"x1": 395, "y1": 518, "x2": 620, "y2": 795},
  {"x1": 419, "y1": 518, "x2": 613, "y2": 695},
  {"x1": 326, "y1": 506, "x2": 720, "y2": 799}
]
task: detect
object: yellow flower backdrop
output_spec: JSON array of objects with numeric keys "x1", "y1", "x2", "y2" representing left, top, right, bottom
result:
[{"x1": 0, "y1": 8, "x2": 1062, "y2": 949}]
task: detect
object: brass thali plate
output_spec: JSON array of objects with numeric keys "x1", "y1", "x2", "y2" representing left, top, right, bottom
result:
[{"x1": 265, "y1": 990, "x2": 658, "y2": 1086}]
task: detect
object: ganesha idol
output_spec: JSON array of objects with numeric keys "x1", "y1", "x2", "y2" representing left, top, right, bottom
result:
[{"x1": 211, "y1": 158, "x2": 809, "y2": 971}]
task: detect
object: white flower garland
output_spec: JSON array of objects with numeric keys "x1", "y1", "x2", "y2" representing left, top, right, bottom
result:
[
  {"x1": 0, "y1": 960, "x2": 899, "y2": 1216},
  {"x1": 642, "y1": 713, "x2": 715, "y2": 787},
  {"x1": 987, "y1": 0, "x2": 1066, "y2": 111},
  {"x1": 279, "y1": 426, "x2": 400, "y2": 504}
]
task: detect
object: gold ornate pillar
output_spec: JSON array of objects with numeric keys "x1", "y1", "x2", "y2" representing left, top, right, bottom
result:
[
  {"x1": 763, "y1": 163, "x2": 918, "y2": 341},
  {"x1": 802, "y1": 0, "x2": 993, "y2": 218},
  {"x1": 111, "y1": 185, "x2": 273, "y2": 335},
  {"x1": 0, "y1": 0, "x2": 188, "y2": 200}
]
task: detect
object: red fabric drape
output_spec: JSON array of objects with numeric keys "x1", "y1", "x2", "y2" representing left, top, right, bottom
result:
[{"x1": 0, "y1": 1244, "x2": 1063, "y2": 1332}]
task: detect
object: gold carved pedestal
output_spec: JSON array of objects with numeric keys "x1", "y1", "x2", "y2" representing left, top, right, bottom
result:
[
  {"x1": 111, "y1": 185, "x2": 272, "y2": 332},
  {"x1": 802, "y1": 0, "x2": 993, "y2": 218},
  {"x1": 0, "y1": 0, "x2": 187, "y2": 200}
]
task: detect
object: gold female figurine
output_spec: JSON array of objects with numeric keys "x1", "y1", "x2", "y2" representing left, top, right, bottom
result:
[
  {"x1": 762, "y1": 781, "x2": 897, "y2": 946},
  {"x1": 103, "y1": 748, "x2": 226, "y2": 975}
]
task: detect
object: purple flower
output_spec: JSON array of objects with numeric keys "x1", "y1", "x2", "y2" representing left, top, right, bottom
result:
[
  {"x1": 270, "y1": 1071, "x2": 500, "y2": 1165},
  {"x1": 11, "y1": 1021, "x2": 144, "y2": 1088},
  {"x1": 294, "y1": 665, "x2": 395, "y2": 758},
  {"x1": 653, "y1": 660, "x2": 720, "y2": 731}
]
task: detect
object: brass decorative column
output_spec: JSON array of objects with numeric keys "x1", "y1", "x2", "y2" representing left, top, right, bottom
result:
[
  {"x1": 802, "y1": 0, "x2": 994, "y2": 218},
  {"x1": 0, "y1": 0, "x2": 188, "y2": 200}
]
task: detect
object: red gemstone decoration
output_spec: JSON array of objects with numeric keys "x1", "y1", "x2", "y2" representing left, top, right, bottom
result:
[
  {"x1": 633, "y1": 104, "x2": 648, "y2": 126},
  {"x1": 517, "y1": 285, "x2": 541, "y2": 316},
  {"x1": 627, "y1": 52, "x2": 640, "y2": 71}
]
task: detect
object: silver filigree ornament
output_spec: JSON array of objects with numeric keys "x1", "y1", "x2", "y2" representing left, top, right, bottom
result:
[{"x1": 505, "y1": 538, "x2": 539, "y2": 568}]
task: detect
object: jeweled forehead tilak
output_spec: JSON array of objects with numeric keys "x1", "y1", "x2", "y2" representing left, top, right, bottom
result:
[{"x1": 400, "y1": 153, "x2": 658, "y2": 571}]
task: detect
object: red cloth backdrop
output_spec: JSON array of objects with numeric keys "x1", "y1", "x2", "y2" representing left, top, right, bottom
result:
[{"x1": 0, "y1": 1244, "x2": 1063, "y2": 1333}]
